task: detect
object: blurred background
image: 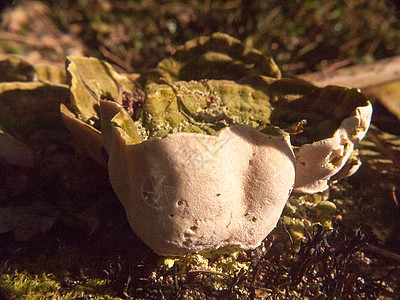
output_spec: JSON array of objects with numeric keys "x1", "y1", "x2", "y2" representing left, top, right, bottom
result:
[{"x1": 1, "y1": 0, "x2": 400, "y2": 75}]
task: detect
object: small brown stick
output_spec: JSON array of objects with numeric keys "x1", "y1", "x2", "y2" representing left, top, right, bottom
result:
[
  {"x1": 364, "y1": 243, "x2": 400, "y2": 263},
  {"x1": 99, "y1": 45, "x2": 134, "y2": 73},
  {"x1": 322, "y1": 59, "x2": 352, "y2": 73},
  {"x1": 391, "y1": 185, "x2": 399, "y2": 207}
]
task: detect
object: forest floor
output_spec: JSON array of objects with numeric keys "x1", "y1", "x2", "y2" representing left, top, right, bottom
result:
[{"x1": 0, "y1": 1, "x2": 400, "y2": 299}]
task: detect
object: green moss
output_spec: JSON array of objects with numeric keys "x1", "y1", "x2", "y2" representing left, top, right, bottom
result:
[
  {"x1": 159, "y1": 249, "x2": 250, "y2": 293},
  {"x1": 0, "y1": 270, "x2": 120, "y2": 300},
  {"x1": 1, "y1": 271, "x2": 60, "y2": 299},
  {"x1": 276, "y1": 192, "x2": 337, "y2": 251}
]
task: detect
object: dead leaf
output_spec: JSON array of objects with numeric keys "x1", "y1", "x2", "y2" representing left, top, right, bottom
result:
[{"x1": 365, "y1": 81, "x2": 400, "y2": 122}]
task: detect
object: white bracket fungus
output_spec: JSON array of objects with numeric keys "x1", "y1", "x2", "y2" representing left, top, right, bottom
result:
[
  {"x1": 293, "y1": 104, "x2": 373, "y2": 193},
  {"x1": 97, "y1": 84, "x2": 373, "y2": 256},
  {"x1": 100, "y1": 100, "x2": 296, "y2": 256},
  {"x1": 59, "y1": 41, "x2": 373, "y2": 256}
]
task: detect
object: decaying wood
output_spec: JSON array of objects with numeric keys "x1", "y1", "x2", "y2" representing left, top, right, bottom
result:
[{"x1": 297, "y1": 55, "x2": 400, "y2": 89}]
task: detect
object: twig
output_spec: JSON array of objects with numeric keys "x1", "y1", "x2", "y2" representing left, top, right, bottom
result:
[
  {"x1": 391, "y1": 185, "x2": 399, "y2": 207},
  {"x1": 323, "y1": 59, "x2": 351, "y2": 73},
  {"x1": 298, "y1": 55, "x2": 400, "y2": 89},
  {"x1": 363, "y1": 243, "x2": 400, "y2": 263},
  {"x1": 99, "y1": 45, "x2": 135, "y2": 73}
]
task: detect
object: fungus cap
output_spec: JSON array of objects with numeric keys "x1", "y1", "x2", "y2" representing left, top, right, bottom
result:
[
  {"x1": 101, "y1": 100, "x2": 296, "y2": 256},
  {"x1": 293, "y1": 103, "x2": 373, "y2": 193}
]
